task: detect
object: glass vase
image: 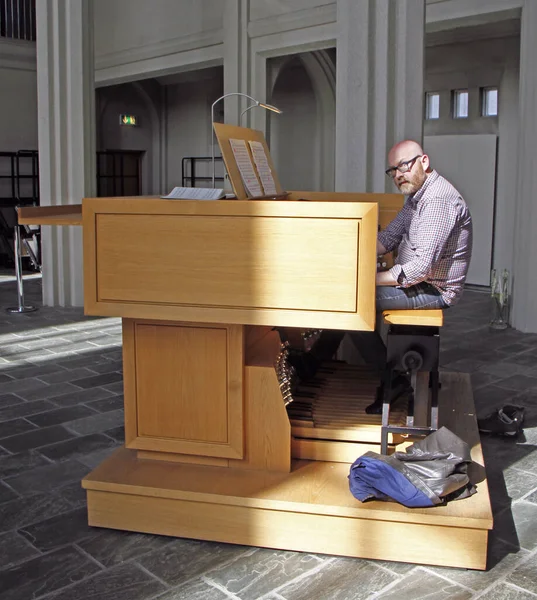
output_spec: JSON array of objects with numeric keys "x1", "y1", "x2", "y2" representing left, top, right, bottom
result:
[{"x1": 490, "y1": 296, "x2": 509, "y2": 330}]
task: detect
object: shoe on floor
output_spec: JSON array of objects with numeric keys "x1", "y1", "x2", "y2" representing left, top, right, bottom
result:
[{"x1": 478, "y1": 405, "x2": 525, "y2": 436}]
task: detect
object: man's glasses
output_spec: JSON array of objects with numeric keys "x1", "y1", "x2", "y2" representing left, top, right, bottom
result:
[{"x1": 385, "y1": 155, "x2": 422, "y2": 178}]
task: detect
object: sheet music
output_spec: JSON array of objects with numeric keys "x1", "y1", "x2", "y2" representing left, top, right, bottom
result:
[
  {"x1": 161, "y1": 187, "x2": 225, "y2": 200},
  {"x1": 229, "y1": 139, "x2": 263, "y2": 197},
  {"x1": 248, "y1": 141, "x2": 277, "y2": 196}
]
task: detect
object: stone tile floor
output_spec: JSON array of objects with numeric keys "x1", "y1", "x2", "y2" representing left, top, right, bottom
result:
[{"x1": 0, "y1": 272, "x2": 537, "y2": 599}]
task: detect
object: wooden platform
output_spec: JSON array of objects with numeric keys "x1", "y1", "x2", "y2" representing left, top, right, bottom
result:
[{"x1": 82, "y1": 371, "x2": 492, "y2": 570}]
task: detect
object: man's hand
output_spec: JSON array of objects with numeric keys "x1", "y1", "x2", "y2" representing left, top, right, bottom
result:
[
  {"x1": 376, "y1": 270, "x2": 398, "y2": 286},
  {"x1": 377, "y1": 240, "x2": 387, "y2": 255}
]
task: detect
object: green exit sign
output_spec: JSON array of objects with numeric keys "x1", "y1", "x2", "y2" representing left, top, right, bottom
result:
[{"x1": 119, "y1": 114, "x2": 137, "y2": 126}]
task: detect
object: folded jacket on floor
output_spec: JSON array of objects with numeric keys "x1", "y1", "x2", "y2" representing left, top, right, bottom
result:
[{"x1": 348, "y1": 427, "x2": 477, "y2": 508}]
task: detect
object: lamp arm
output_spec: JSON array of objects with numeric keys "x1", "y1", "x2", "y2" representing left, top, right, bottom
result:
[
  {"x1": 211, "y1": 93, "x2": 259, "y2": 188},
  {"x1": 210, "y1": 92, "x2": 259, "y2": 115},
  {"x1": 210, "y1": 92, "x2": 281, "y2": 188},
  {"x1": 240, "y1": 103, "x2": 259, "y2": 125}
]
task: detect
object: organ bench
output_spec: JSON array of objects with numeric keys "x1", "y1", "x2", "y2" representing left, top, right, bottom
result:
[{"x1": 379, "y1": 309, "x2": 443, "y2": 454}]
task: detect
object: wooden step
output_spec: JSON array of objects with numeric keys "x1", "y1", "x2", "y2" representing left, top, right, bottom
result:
[{"x1": 82, "y1": 372, "x2": 492, "y2": 570}]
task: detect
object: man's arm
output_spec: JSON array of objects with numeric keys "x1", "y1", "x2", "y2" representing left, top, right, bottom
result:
[
  {"x1": 391, "y1": 199, "x2": 459, "y2": 287},
  {"x1": 376, "y1": 269, "x2": 398, "y2": 286},
  {"x1": 377, "y1": 202, "x2": 409, "y2": 254}
]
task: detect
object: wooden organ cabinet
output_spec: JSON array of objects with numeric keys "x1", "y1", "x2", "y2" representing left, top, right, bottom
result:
[{"x1": 17, "y1": 126, "x2": 492, "y2": 571}]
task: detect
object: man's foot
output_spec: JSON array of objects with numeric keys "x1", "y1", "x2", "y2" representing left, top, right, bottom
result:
[
  {"x1": 365, "y1": 374, "x2": 412, "y2": 414},
  {"x1": 478, "y1": 405, "x2": 525, "y2": 436},
  {"x1": 286, "y1": 350, "x2": 320, "y2": 382}
]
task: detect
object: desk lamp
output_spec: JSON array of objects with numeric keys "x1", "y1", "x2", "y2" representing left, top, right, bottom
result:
[{"x1": 210, "y1": 92, "x2": 282, "y2": 188}]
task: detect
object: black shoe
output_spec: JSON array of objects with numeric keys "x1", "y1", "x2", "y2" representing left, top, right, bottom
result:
[
  {"x1": 366, "y1": 374, "x2": 412, "y2": 414},
  {"x1": 286, "y1": 350, "x2": 320, "y2": 382},
  {"x1": 478, "y1": 405, "x2": 525, "y2": 436}
]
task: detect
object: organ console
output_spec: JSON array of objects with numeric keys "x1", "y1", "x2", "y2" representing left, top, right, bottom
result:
[{"x1": 16, "y1": 125, "x2": 492, "y2": 570}]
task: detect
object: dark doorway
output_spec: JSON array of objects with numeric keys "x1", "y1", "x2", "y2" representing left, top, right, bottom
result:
[{"x1": 96, "y1": 150, "x2": 144, "y2": 197}]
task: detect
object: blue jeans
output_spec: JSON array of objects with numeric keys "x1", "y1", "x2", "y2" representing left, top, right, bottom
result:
[
  {"x1": 311, "y1": 283, "x2": 446, "y2": 371},
  {"x1": 375, "y1": 282, "x2": 447, "y2": 311}
]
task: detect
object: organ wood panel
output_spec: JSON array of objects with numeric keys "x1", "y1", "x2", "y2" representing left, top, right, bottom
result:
[
  {"x1": 291, "y1": 438, "x2": 393, "y2": 462},
  {"x1": 286, "y1": 191, "x2": 402, "y2": 230},
  {"x1": 136, "y1": 324, "x2": 228, "y2": 441},
  {"x1": 82, "y1": 197, "x2": 378, "y2": 331},
  {"x1": 231, "y1": 365, "x2": 291, "y2": 473},
  {"x1": 86, "y1": 487, "x2": 488, "y2": 570},
  {"x1": 95, "y1": 214, "x2": 359, "y2": 312},
  {"x1": 122, "y1": 319, "x2": 244, "y2": 460}
]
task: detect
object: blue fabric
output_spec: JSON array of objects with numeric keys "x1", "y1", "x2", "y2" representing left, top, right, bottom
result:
[{"x1": 349, "y1": 455, "x2": 434, "y2": 508}]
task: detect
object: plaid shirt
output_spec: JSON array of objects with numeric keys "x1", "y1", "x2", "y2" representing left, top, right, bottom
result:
[{"x1": 378, "y1": 170, "x2": 472, "y2": 306}]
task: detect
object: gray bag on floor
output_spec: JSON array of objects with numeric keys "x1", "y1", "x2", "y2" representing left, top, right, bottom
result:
[{"x1": 349, "y1": 427, "x2": 477, "y2": 508}]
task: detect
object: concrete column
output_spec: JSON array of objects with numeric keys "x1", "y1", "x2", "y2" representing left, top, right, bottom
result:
[
  {"x1": 36, "y1": 0, "x2": 95, "y2": 306},
  {"x1": 512, "y1": 0, "x2": 537, "y2": 332},
  {"x1": 335, "y1": 0, "x2": 425, "y2": 193},
  {"x1": 223, "y1": 0, "x2": 249, "y2": 125}
]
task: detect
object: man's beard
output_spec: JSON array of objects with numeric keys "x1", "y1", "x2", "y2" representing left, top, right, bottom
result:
[
  {"x1": 396, "y1": 163, "x2": 426, "y2": 195},
  {"x1": 398, "y1": 181, "x2": 419, "y2": 194}
]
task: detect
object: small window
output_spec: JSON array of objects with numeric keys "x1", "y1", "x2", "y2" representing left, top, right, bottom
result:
[
  {"x1": 482, "y1": 87, "x2": 498, "y2": 117},
  {"x1": 453, "y1": 90, "x2": 469, "y2": 119},
  {"x1": 425, "y1": 92, "x2": 440, "y2": 119}
]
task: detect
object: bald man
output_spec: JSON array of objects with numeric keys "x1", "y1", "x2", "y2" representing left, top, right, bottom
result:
[
  {"x1": 290, "y1": 140, "x2": 472, "y2": 381},
  {"x1": 376, "y1": 139, "x2": 472, "y2": 310}
]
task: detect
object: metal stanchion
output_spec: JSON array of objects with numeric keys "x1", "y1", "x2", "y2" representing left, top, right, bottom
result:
[{"x1": 6, "y1": 224, "x2": 37, "y2": 314}]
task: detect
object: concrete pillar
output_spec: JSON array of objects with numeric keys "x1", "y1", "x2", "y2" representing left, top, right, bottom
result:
[
  {"x1": 512, "y1": 0, "x2": 537, "y2": 332},
  {"x1": 36, "y1": 0, "x2": 95, "y2": 306},
  {"x1": 335, "y1": 0, "x2": 425, "y2": 193},
  {"x1": 223, "y1": 0, "x2": 249, "y2": 125}
]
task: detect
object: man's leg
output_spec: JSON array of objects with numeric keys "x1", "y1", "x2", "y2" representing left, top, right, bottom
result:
[
  {"x1": 352, "y1": 283, "x2": 446, "y2": 412},
  {"x1": 286, "y1": 330, "x2": 345, "y2": 380},
  {"x1": 292, "y1": 284, "x2": 445, "y2": 378},
  {"x1": 310, "y1": 330, "x2": 345, "y2": 362},
  {"x1": 376, "y1": 283, "x2": 446, "y2": 311},
  {"x1": 348, "y1": 283, "x2": 446, "y2": 369}
]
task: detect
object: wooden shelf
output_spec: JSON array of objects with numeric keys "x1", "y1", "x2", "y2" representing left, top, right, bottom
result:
[{"x1": 17, "y1": 205, "x2": 82, "y2": 226}]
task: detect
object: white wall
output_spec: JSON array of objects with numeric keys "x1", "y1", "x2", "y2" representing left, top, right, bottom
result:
[
  {"x1": 424, "y1": 134, "x2": 497, "y2": 286},
  {"x1": 424, "y1": 34, "x2": 520, "y2": 282},
  {"x1": 271, "y1": 58, "x2": 319, "y2": 191},
  {"x1": 250, "y1": 0, "x2": 333, "y2": 21},
  {"x1": 495, "y1": 65, "x2": 519, "y2": 275},
  {"x1": 94, "y1": 0, "x2": 224, "y2": 59},
  {"x1": 164, "y1": 69, "x2": 223, "y2": 190},
  {"x1": 426, "y1": 0, "x2": 522, "y2": 31}
]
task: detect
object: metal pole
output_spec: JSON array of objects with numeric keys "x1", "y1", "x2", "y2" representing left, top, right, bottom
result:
[
  {"x1": 211, "y1": 103, "x2": 216, "y2": 188},
  {"x1": 6, "y1": 225, "x2": 37, "y2": 313}
]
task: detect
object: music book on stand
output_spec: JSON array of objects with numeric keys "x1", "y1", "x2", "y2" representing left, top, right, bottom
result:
[
  {"x1": 213, "y1": 122, "x2": 287, "y2": 200},
  {"x1": 161, "y1": 187, "x2": 226, "y2": 200}
]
